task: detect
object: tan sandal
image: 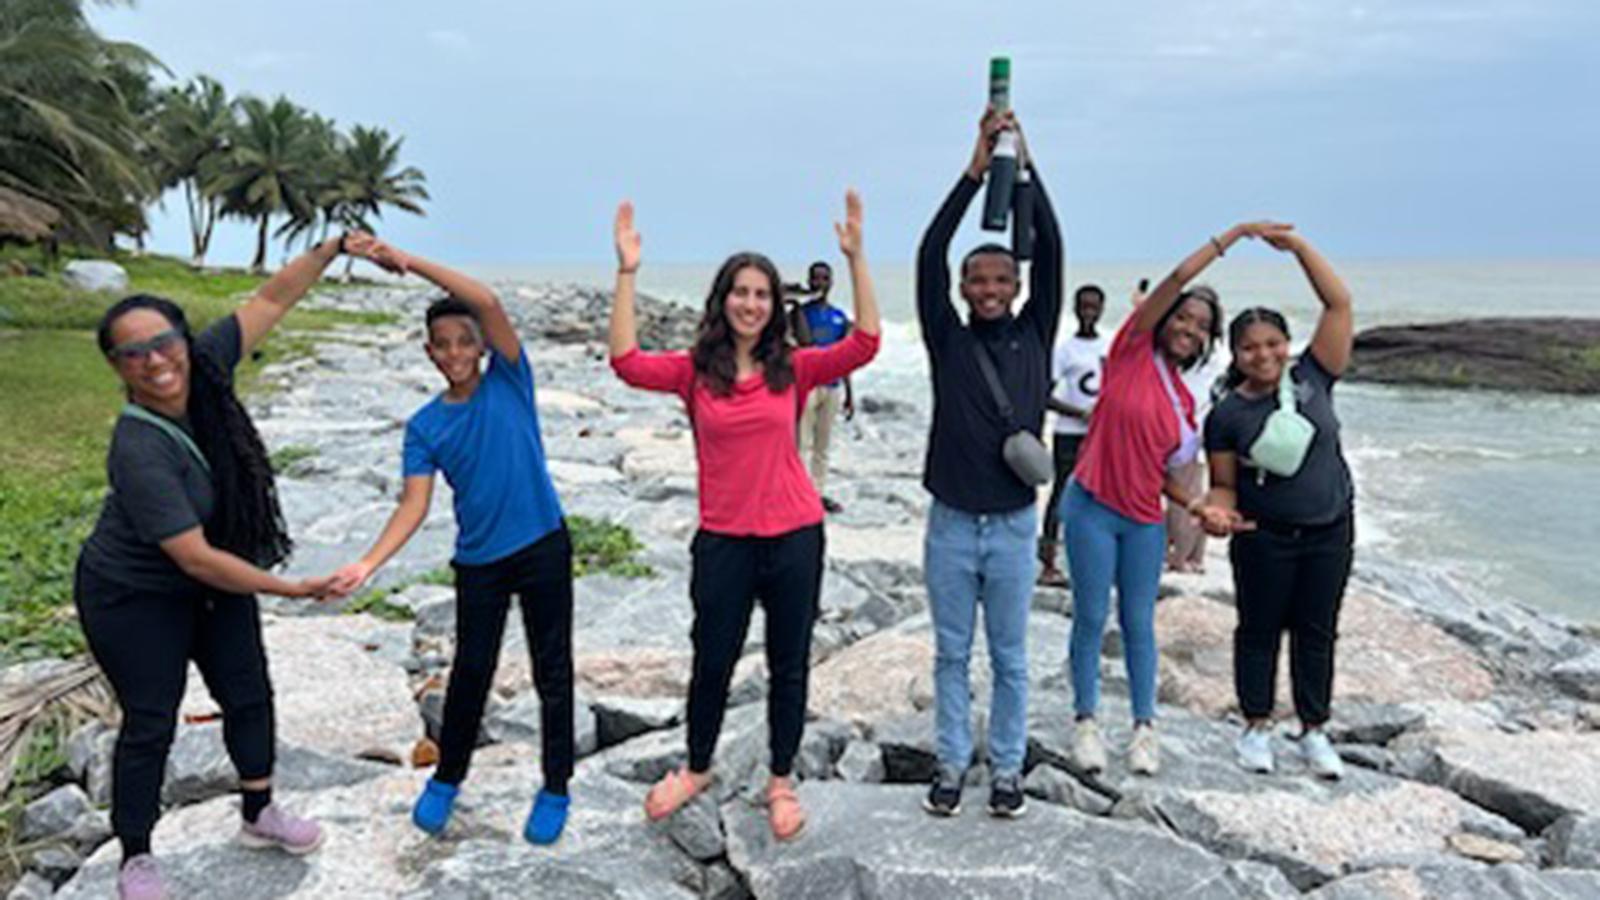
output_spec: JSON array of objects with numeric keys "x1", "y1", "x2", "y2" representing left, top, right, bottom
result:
[
  {"x1": 644, "y1": 767, "x2": 706, "y2": 821},
  {"x1": 766, "y1": 780, "x2": 806, "y2": 841}
]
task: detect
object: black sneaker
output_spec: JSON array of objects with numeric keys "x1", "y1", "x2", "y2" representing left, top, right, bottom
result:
[
  {"x1": 987, "y1": 773, "x2": 1027, "y2": 818},
  {"x1": 922, "y1": 769, "x2": 963, "y2": 817}
]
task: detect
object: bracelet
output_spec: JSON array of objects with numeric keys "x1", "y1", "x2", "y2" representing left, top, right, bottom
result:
[
  {"x1": 1209, "y1": 236, "x2": 1225, "y2": 256},
  {"x1": 618, "y1": 267, "x2": 639, "y2": 275}
]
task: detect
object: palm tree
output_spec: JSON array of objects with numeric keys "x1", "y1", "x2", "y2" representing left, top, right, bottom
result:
[
  {"x1": 273, "y1": 112, "x2": 345, "y2": 254},
  {"x1": 208, "y1": 95, "x2": 319, "y2": 272},
  {"x1": 330, "y1": 125, "x2": 428, "y2": 278},
  {"x1": 0, "y1": 0, "x2": 160, "y2": 249},
  {"x1": 153, "y1": 76, "x2": 232, "y2": 266}
]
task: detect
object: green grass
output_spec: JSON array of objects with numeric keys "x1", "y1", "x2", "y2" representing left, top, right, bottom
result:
[
  {"x1": 344, "y1": 566, "x2": 453, "y2": 622},
  {"x1": 569, "y1": 515, "x2": 654, "y2": 579},
  {"x1": 0, "y1": 249, "x2": 395, "y2": 667},
  {"x1": 269, "y1": 443, "x2": 319, "y2": 476}
]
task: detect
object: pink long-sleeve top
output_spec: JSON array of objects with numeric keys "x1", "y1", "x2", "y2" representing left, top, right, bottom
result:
[{"x1": 611, "y1": 328, "x2": 880, "y2": 536}]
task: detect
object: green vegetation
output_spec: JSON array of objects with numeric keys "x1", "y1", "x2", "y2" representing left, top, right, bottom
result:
[
  {"x1": 269, "y1": 444, "x2": 319, "y2": 477},
  {"x1": 569, "y1": 515, "x2": 655, "y2": 579},
  {"x1": 344, "y1": 567, "x2": 452, "y2": 622}
]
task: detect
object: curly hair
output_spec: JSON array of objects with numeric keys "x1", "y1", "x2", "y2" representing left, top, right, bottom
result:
[
  {"x1": 98, "y1": 295, "x2": 292, "y2": 569},
  {"x1": 691, "y1": 252, "x2": 794, "y2": 396}
]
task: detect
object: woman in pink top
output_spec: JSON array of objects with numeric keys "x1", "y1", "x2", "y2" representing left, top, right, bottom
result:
[
  {"x1": 1063, "y1": 220, "x2": 1289, "y2": 778},
  {"x1": 609, "y1": 192, "x2": 880, "y2": 841}
]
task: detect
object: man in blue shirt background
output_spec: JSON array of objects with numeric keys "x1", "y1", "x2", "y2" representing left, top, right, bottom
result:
[{"x1": 785, "y1": 260, "x2": 854, "y2": 513}]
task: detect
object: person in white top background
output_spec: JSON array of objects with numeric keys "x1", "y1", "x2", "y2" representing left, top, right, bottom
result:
[{"x1": 1039, "y1": 284, "x2": 1110, "y2": 587}]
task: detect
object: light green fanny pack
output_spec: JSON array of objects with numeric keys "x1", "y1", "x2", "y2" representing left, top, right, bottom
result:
[{"x1": 1245, "y1": 369, "x2": 1315, "y2": 480}]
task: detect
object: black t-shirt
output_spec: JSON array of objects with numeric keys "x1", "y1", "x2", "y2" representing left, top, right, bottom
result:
[
  {"x1": 79, "y1": 315, "x2": 243, "y2": 592},
  {"x1": 1204, "y1": 353, "x2": 1353, "y2": 526}
]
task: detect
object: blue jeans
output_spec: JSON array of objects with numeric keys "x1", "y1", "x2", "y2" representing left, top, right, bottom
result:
[
  {"x1": 1062, "y1": 481, "x2": 1164, "y2": 722},
  {"x1": 924, "y1": 498, "x2": 1035, "y2": 777}
]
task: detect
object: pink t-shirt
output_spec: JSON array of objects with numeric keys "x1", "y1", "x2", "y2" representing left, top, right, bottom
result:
[
  {"x1": 1072, "y1": 315, "x2": 1196, "y2": 524},
  {"x1": 611, "y1": 329, "x2": 880, "y2": 536}
]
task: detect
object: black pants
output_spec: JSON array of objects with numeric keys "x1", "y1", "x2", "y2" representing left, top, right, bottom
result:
[
  {"x1": 1230, "y1": 515, "x2": 1354, "y2": 725},
  {"x1": 687, "y1": 524, "x2": 824, "y2": 777},
  {"x1": 438, "y1": 526, "x2": 574, "y2": 792},
  {"x1": 74, "y1": 560, "x2": 275, "y2": 846},
  {"x1": 1042, "y1": 433, "x2": 1085, "y2": 542}
]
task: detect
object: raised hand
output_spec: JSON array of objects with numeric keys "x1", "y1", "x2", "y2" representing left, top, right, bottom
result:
[
  {"x1": 1261, "y1": 227, "x2": 1303, "y2": 253},
  {"x1": 327, "y1": 560, "x2": 375, "y2": 599},
  {"x1": 344, "y1": 231, "x2": 410, "y2": 274},
  {"x1": 1235, "y1": 221, "x2": 1295, "y2": 242},
  {"x1": 967, "y1": 106, "x2": 1008, "y2": 179},
  {"x1": 615, "y1": 202, "x2": 642, "y2": 273},
  {"x1": 834, "y1": 190, "x2": 864, "y2": 259}
]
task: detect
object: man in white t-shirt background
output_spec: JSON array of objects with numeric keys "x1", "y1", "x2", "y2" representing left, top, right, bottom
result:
[{"x1": 1039, "y1": 284, "x2": 1110, "y2": 587}]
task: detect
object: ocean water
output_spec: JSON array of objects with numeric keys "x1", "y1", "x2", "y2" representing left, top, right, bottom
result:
[{"x1": 473, "y1": 259, "x2": 1600, "y2": 623}]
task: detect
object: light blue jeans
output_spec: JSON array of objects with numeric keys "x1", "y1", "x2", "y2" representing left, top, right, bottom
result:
[
  {"x1": 924, "y1": 498, "x2": 1035, "y2": 777},
  {"x1": 1062, "y1": 481, "x2": 1165, "y2": 723}
]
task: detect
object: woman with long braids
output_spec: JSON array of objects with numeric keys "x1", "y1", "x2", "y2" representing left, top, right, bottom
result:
[
  {"x1": 76, "y1": 237, "x2": 347, "y2": 899},
  {"x1": 1195, "y1": 229, "x2": 1355, "y2": 780},
  {"x1": 608, "y1": 192, "x2": 879, "y2": 841},
  {"x1": 1064, "y1": 220, "x2": 1285, "y2": 777}
]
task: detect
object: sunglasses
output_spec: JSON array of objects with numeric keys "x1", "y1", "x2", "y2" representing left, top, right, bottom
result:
[{"x1": 107, "y1": 329, "x2": 186, "y2": 363}]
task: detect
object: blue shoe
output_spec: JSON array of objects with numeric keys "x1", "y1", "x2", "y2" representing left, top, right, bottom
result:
[
  {"x1": 523, "y1": 789, "x2": 570, "y2": 845},
  {"x1": 412, "y1": 778, "x2": 459, "y2": 835}
]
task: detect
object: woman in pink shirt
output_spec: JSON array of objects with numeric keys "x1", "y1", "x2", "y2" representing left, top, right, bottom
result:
[
  {"x1": 1064, "y1": 220, "x2": 1289, "y2": 777},
  {"x1": 609, "y1": 192, "x2": 880, "y2": 841}
]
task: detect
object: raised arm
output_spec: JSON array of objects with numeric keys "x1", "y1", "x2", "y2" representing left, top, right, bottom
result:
[
  {"x1": 1019, "y1": 156, "x2": 1064, "y2": 346},
  {"x1": 610, "y1": 201, "x2": 642, "y2": 358},
  {"x1": 835, "y1": 189, "x2": 880, "y2": 337},
  {"x1": 916, "y1": 109, "x2": 1004, "y2": 345},
  {"x1": 1134, "y1": 221, "x2": 1293, "y2": 334},
  {"x1": 235, "y1": 236, "x2": 343, "y2": 356},
  {"x1": 328, "y1": 475, "x2": 436, "y2": 598},
  {"x1": 345, "y1": 234, "x2": 523, "y2": 363},
  {"x1": 1272, "y1": 233, "x2": 1354, "y2": 377}
]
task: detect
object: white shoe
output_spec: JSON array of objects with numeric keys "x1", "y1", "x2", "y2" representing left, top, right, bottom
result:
[
  {"x1": 1072, "y1": 719, "x2": 1107, "y2": 774},
  {"x1": 1128, "y1": 723, "x2": 1160, "y2": 776},
  {"x1": 1235, "y1": 727, "x2": 1274, "y2": 774},
  {"x1": 1298, "y1": 729, "x2": 1345, "y2": 780}
]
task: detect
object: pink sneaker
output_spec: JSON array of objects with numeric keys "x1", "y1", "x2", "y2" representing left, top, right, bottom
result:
[
  {"x1": 118, "y1": 854, "x2": 166, "y2": 900},
  {"x1": 237, "y1": 804, "x2": 325, "y2": 855}
]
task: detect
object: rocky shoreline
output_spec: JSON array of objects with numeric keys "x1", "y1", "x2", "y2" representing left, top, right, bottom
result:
[
  {"x1": 1349, "y1": 318, "x2": 1600, "y2": 394},
  {"x1": 11, "y1": 283, "x2": 1600, "y2": 898}
]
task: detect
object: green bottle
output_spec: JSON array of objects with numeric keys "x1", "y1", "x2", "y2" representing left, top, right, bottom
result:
[{"x1": 982, "y1": 56, "x2": 1018, "y2": 232}]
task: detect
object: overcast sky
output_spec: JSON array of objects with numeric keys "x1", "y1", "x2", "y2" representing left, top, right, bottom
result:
[{"x1": 96, "y1": 0, "x2": 1599, "y2": 267}]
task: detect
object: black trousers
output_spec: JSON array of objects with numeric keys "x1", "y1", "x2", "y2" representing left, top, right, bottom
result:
[
  {"x1": 1041, "y1": 433, "x2": 1085, "y2": 543},
  {"x1": 1229, "y1": 515, "x2": 1354, "y2": 726},
  {"x1": 438, "y1": 526, "x2": 575, "y2": 792},
  {"x1": 687, "y1": 524, "x2": 824, "y2": 777},
  {"x1": 74, "y1": 560, "x2": 275, "y2": 845}
]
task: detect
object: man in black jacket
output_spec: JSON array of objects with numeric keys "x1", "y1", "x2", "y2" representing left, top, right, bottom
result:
[{"x1": 917, "y1": 108, "x2": 1063, "y2": 820}]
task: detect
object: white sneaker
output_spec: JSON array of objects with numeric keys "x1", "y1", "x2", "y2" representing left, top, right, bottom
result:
[
  {"x1": 1298, "y1": 729, "x2": 1345, "y2": 780},
  {"x1": 1128, "y1": 723, "x2": 1160, "y2": 776},
  {"x1": 1072, "y1": 719, "x2": 1107, "y2": 774},
  {"x1": 1235, "y1": 727, "x2": 1274, "y2": 774}
]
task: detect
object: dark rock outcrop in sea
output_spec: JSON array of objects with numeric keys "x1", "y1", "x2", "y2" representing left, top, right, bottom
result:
[{"x1": 1349, "y1": 317, "x2": 1600, "y2": 394}]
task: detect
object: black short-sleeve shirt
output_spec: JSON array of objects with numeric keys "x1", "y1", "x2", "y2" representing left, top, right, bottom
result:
[
  {"x1": 1203, "y1": 353, "x2": 1353, "y2": 526},
  {"x1": 79, "y1": 314, "x2": 243, "y2": 592}
]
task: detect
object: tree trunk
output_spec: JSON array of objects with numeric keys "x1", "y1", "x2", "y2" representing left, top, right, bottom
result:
[
  {"x1": 252, "y1": 215, "x2": 269, "y2": 273},
  {"x1": 341, "y1": 254, "x2": 355, "y2": 283},
  {"x1": 195, "y1": 200, "x2": 218, "y2": 269}
]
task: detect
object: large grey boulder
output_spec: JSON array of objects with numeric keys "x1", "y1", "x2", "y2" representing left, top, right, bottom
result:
[
  {"x1": 724, "y1": 782, "x2": 1293, "y2": 899},
  {"x1": 481, "y1": 691, "x2": 600, "y2": 758},
  {"x1": 163, "y1": 724, "x2": 391, "y2": 806},
  {"x1": 1307, "y1": 864, "x2": 1600, "y2": 899},
  {"x1": 1407, "y1": 728, "x2": 1600, "y2": 832},
  {"x1": 592, "y1": 695, "x2": 684, "y2": 748},
  {"x1": 20, "y1": 784, "x2": 93, "y2": 842},
  {"x1": 62, "y1": 260, "x2": 128, "y2": 293},
  {"x1": 5, "y1": 872, "x2": 55, "y2": 900},
  {"x1": 1551, "y1": 650, "x2": 1600, "y2": 701},
  {"x1": 1547, "y1": 813, "x2": 1600, "y2": 869}
]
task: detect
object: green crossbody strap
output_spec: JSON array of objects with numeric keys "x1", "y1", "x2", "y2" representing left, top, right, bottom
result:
[
  {"x1": 1277, "y1": 364, "x2": 1298, "y2": 410},
  {"x1": 121, "y1": 403, "x2": 211, "y2": 476}
]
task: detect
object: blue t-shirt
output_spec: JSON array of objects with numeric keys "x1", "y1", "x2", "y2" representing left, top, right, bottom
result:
[
  {"x1": 402, "y1": 345, "x2": 564, "y2": 565},
  {"x1": 801, "y1": 302, "x2": 851, "y2": 387}
]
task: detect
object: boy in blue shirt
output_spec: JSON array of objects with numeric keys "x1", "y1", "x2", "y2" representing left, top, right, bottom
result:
[
  {"x1": 329, "y1": 235, "x2": 574, "y2": 845},
  {"x1": 784, "y1": 261, "x2": 854, "y2": 512}
]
